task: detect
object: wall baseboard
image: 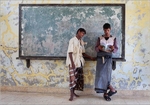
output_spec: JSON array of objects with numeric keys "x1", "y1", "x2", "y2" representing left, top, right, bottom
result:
[{"x1": 1, "y1": 86, "x2": 150, "y2": 97}]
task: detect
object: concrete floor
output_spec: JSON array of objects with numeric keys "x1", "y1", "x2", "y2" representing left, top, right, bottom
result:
[{"x1": 0, "y1": 91, "x2": 150, "y2": 105}]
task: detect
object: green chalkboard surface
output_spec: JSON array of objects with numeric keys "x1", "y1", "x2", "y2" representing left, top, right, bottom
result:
[{"x1": 19, "y1": 4, "x2": 125, "y2": 61}]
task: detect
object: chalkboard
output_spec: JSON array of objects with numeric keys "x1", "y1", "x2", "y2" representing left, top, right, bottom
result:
[{"x1": 19, "y1": 4, "x2": 125, "y2": 61}]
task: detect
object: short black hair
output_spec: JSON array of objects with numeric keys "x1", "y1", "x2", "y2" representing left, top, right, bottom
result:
[
  {"x1": 76, "y1": 28, "x2": 86, "y2": 34},
  {"x1": 103, "y1": 23, "x2": 111, "y2": 29}
]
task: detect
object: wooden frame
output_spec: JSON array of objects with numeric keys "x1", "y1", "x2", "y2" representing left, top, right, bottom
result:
[{"x1": 18, "y1": 4, "x2": 126, "y2": 63}]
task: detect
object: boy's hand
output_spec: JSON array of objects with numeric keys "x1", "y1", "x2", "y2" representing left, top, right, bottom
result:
[
  {"x1": 90, "y1": 57, "x2": 97, "y2": 61},
  {"x1": 109, "y1": 45, "x2": 114, "y2": 51},
  {"x1": 98, "y1": 45, "x2": 104, "y2": 51},
  {"x1": 93, "y1": 57, "x2": 97, "y2": 61}
]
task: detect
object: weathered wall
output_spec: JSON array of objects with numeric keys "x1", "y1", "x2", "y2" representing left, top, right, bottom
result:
[{"x1": 0, "y1": 0, "x2": 150, "y2": 92}]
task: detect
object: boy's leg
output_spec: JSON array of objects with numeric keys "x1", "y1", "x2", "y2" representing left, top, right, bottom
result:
[
  {"x1": 69, "y1": 88, "x2": 74, "y2": 101},
  {"x1": 73, "y1": 88, "x2": 79, "y2": 97},
  {"x1": 108, "y1": 85, "x2": 116, "y2": 92},
  {"x1": 108, "y1": 85, "x2": 117, "y2": 96},
  {"x1": 69, "y1": 67, "x2": 76, "y2": 101}
]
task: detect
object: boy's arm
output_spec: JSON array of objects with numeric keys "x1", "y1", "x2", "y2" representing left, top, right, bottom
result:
[
  {"x1": 113, "y1": 38, "x2": 118, "y2": 53},
  {"x1": 81, "y1": 40, "x2": 96, "y2": 60},
  {"x1": 109, "y1": 38, "x2": 118, "y2": 53},
  {"x1": 82, "y1": 53, "x2": 95, "y2": 60},
  {"x1": 69, "y1": 52, "x2": 75, "y2": 69},
  {"x1": 68, "y1": 39, "x2": 75, "y2": 69},
  {"x1": 95, "y1": 37, "x2": 104, "y2": 52}
]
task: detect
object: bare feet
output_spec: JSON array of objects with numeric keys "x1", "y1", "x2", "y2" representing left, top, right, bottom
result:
[
  {"x1": 69, "y1": 93, "x2": 79, "y2": 101},
  {"x1": 69, "y1": 96, "x2": 73, "y2": 101}
]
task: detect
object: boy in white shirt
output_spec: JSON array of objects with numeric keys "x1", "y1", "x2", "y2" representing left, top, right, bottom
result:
[{"x1": 66, "y1": 28, "x2": 94, "y2": 101}]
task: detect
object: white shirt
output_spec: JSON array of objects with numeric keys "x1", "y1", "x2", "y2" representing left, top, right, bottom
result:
[
  {"x1": 100, "y1": 36, "x2": 115, "y2": 51},
  {"x1": 66, "y1": 36, "x2": 85, "y2": 68}
]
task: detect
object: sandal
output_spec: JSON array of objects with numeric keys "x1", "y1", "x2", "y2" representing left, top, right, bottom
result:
[
  {"x1": 108, "y1": 90, "x2": 117, "y2": 96},
  {"x1": 103, "y1": 95, "x2": 111, "y2": 101}
]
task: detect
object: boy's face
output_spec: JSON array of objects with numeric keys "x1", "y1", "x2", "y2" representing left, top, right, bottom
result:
[
  {"x1": 78, "y1": 31, "x2": 85, "y2": 39},
  {"x1": 103, "y1": 28, "x2": 111, "y2": 36}
]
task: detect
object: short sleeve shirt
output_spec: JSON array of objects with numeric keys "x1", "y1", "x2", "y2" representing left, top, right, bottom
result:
[{"x1": 66, "y1": 36, "x2": 85, "y2": 68}]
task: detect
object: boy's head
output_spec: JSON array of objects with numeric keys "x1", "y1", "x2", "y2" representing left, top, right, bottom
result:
[
  {"x1": 76, "y1": 28, "x2": 86, "y2": 39},
  {"x1": 103, "y1": 23, "x2": 111, "y2": 29},
  {"x1": 76, "y1": 28, "x2": 86, "y2": 34},
  {"x1": 103, "y1": 23, "x2": 111, "y2": 36}
]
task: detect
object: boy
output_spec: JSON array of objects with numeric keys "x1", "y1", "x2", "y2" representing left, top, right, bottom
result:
[
  {"x1": 95, "y1": 23, "x2": 118, "y2": 101},
  {"x1": 66, "y1": 28, "x2": 94, "y2": 101}
]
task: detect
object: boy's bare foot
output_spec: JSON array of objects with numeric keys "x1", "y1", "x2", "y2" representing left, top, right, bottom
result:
[{"x1": 69, "y1": 97, "x2": 73, "y2": 101}]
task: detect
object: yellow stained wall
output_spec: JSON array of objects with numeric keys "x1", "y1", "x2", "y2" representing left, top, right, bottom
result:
[{"x1": 0, "y1": 0, "x2": 150, "y2": 90}]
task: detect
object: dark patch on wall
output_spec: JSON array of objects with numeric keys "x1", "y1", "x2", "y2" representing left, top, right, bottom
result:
[
  {"x1": 129, "y1": 80, "x2": 136, "y2": 89},
  {"x1": 119, "y1": 79, "x2": 128, "y2": 89},
  {"x1": 1, "y1": 69, "x2": 6, "y2": 74},
  {"x1": 23, "y1": 78, "x2": 40, "y2": 85},
  {"x1": 45, "y1": 62, "x2": 57, "y2": 70},
  {"x1": 141, "y1": 48, "x2": 145, "y2": 53},
  {"x1": 142, "y1": 84, "x2": 147, "y2": 88},
  {"x1": 137, "y1": 81, "x2": 141, "y2": 86},
  {"x1": 1, "y1": 77, "x2": 16, "y2": 86}
]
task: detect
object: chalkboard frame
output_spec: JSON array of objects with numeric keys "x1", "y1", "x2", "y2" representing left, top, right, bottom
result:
[{"x1": 18, "y1": 4, "x2": 125, "y2": 61}]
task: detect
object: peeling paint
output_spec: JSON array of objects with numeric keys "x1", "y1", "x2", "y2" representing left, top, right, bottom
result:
[{"x1": 0, "y1": 0, "x2": 150, "y2": 90}]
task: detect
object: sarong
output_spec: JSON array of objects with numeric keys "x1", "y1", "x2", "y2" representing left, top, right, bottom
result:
[
  {"x1": 69, "y1": 67, "x2": 84, "y2": 91},
  {"x1": 95, "y1": 51, "x2": 112, "y2": 93}
]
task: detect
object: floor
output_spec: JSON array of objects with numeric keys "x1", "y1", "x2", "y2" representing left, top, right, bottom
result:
[{"x1": 0, "y1": 91, "x2": 150, "y2": 105}]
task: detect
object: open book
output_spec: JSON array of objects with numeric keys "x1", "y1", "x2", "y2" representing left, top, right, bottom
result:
[{"x1": 101, "y1": 44, "x2": 112, "y2": 52}]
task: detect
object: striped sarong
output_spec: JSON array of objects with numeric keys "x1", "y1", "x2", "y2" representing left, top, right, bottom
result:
[{"x1": 69, "y1": 67, "x2": 84, "y2": 91}]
